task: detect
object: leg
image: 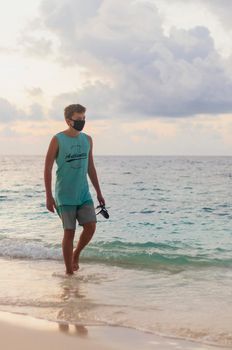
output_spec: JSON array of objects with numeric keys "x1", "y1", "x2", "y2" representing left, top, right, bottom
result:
[
  {"x1": 62, "y1": 229, "x2": 75, "y2": 275},
  {"x1": 72, "y1": 222, "x2": 96, "y2": 271}
]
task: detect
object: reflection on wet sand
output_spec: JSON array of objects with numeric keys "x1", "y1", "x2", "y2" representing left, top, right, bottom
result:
[
  {"x1": 58, "y1": 322, "x2": 88, "y2": 336},
  {"x1": 56, "y1": 276, "x2": 92, "y2": 337}
]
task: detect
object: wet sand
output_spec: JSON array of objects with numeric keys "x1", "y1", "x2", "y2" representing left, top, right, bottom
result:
[{"x1": 0, "y1": 310, "x2": 229, "y2": 350}]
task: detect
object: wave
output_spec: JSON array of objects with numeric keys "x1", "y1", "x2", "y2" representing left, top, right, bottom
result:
[
  {"x1": 83, "y1": 241, "x2": 232, "y2": 270},
  {"x1": 0, "y1": 238, "x2": 231, "y2": 271}
]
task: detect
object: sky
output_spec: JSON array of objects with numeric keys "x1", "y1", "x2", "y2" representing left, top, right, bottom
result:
[{"x1": 0, "y1": 0, "x2": 232, "y2": 155}]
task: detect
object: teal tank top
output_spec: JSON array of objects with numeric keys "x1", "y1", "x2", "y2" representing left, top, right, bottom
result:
[{"x1": 54, "y1": 131, "x2": 93, "y2": 206}]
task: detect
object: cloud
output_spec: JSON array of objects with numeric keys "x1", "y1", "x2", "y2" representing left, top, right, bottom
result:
[
  {"x1": 0, "y1": 98, "x2": 22, "y2": 122},
  {"x1": 21, "y1": 0, "x2": 232, "y2": 119},
  {"x1": 28, "y1": 103, "x2": 46, "y2": 120},
  {"x1": 17, "y1": 11, "x2": 55, "y2": 58},
  {"x1": 0, "y1": 98, "x2": 46, "y2": 122},
  {"x1": 48, "y1": 81, "x2": 116, "y2": 121},
  {"x1": 21, "y1": 35, "x2": 53, "y2": 57},
  {"x1": 155, "y1": 0, "x2": 232, "y2": 30},
  {"x1": 0, "y1": 126, "x2": 19, "y2": 137},
  {"x1": 25, "y1": 87, "x2": 43, "y2": 96},
  {"x1": 200, "y1": 0, "x2": 232, "y2": 30}
]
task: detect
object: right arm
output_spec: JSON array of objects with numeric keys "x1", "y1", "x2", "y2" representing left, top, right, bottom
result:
[{"x1": 44, "y1": 136, "x2": 58, "y2": 213}]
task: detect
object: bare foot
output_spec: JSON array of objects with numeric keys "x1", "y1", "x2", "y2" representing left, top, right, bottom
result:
[
  {"x1": 72, "y1": 250, "x2": 80, "y2": 271},
  {"x1": 73, "y1": 261, "x2": 79, "y2": 271},
  {"x1": 65, "y1": 270, "x2": 74, "y2": 276}
]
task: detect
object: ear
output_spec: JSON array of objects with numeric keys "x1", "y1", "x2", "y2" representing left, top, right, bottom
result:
[{"x1": 65, "y1": 118, "x2": 72, "y2": 126}]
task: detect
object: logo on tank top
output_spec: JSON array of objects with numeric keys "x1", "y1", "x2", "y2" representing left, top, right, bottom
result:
[{"x1": 65, "y1": 144, "x2": 87, "y2": 169}]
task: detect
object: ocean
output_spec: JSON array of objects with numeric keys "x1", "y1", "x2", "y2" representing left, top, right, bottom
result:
[{"x1": 0, "y1": 155, "x2": 231, "y2": 347}]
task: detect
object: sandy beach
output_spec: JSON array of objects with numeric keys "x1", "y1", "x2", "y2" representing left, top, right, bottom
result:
[{"x1": 0, "y1": 310, "x2": 229, "y2": 350}]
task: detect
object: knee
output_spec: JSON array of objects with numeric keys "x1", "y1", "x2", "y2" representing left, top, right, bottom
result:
[
  {"x1": 63, "y1": 229, "x2": 75, "y2": 241},
  {"x1": 83, "y1": 222, "x2": 96, "y2": 235}
]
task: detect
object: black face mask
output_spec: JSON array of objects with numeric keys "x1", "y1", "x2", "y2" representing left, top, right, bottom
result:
[{"x1": 70, "y1": 119, "x2": 85, "y2": 131}]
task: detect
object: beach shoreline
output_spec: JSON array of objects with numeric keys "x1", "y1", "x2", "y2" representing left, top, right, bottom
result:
[
  {"x1": 0, "y1": 156, "x2": 232, "y2": 349},
  {"x1": 0, "y1": 310, "x2": 229, "y2": 350}
]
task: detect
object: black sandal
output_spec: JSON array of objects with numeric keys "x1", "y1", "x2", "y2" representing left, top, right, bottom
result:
[{"x1": 95, "y1": 205, "x2": 109, "y2": 219}]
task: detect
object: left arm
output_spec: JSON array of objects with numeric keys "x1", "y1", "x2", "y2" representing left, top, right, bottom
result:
[{"x1": 87, "y1": 135, "x2": 105, "y2": 206}]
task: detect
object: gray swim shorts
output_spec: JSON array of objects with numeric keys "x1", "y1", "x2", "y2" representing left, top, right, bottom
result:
[{"x1": 56, "y1": 201, "x2": 97, "y2": 230}]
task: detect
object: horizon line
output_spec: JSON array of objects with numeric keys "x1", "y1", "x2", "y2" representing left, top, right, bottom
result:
[{"x1": 0, "y1": 154, "x2": 232, "y2": 157}]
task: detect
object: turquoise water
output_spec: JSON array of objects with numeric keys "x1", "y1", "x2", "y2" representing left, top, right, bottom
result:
[{"x1": 0, "y1": 155, "x2": 232, "y2": 347}]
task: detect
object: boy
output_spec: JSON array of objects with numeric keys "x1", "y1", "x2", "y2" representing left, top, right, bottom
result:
[{"x1": 44, "y1": 104, "x2": 105, "y2": 275}]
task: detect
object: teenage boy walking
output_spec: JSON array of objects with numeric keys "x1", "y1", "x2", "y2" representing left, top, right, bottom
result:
[{"x1": 44, "y1": 104, "x2": 105, "y2": 275}]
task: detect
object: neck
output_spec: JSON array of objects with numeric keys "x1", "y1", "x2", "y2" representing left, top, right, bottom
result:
[{"x1": 67, "y1": 127, "x2": 81, "y2": 136}]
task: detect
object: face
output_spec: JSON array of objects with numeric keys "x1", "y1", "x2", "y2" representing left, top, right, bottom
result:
[
  {"x1": 66, "y1": 112, "x2": 85, "y2": 127},
  {"x1": 66, "y1": 111, "x2": 86, "y2": 132}
]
